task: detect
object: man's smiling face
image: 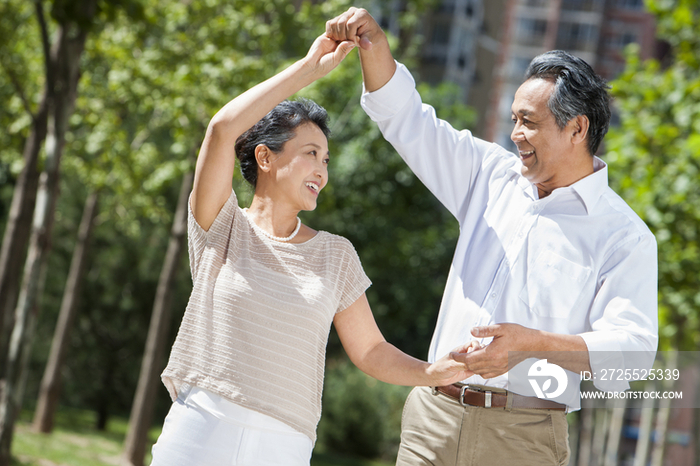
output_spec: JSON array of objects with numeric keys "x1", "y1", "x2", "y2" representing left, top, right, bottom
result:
[{"x1": 510, "y1": 78, "x2": 580, "y2": 196}]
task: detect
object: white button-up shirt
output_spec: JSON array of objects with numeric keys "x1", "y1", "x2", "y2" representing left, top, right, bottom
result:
[{"x1": 361, "y1": 62, "x2": 658, "y2": 410}]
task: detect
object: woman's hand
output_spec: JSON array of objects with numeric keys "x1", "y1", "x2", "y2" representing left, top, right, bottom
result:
[
  {"x1": 426, "y1": 340, "x2": 482, "y2": 386},
  {"x1": 302, "y1": 33, "x2": 356, "y2": 80}
]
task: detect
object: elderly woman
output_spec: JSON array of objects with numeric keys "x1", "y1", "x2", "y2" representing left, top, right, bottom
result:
[{"x1": 150, "y1": 33, "x2": 475, "y2": 466}]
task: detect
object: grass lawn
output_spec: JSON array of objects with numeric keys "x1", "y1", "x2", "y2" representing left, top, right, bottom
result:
[{"x1": 12, "y1": 408, "x2": 393, "y2": 466}]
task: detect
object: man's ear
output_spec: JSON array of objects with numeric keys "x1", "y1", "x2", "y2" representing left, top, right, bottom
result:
[
  {"x1": 255, "y1": 144, "x2": 272, "y2": 172},
  {"x1": 571, "y1": 115, "x2": 589, "y2": 146}
]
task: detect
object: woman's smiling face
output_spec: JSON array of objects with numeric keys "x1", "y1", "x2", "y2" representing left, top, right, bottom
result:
[{"x1": 268, "y1": 122, "x2": 330, "y2": 211}]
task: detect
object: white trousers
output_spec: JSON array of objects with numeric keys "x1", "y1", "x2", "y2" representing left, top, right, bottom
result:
[{"x1": 150, "y1": 386, "x2": 313, "y2": 466}]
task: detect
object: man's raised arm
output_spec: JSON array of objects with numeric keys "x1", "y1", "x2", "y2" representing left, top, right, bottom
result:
[{"x1": 326, "y1": 7, "x2": 396, "y2": 92}]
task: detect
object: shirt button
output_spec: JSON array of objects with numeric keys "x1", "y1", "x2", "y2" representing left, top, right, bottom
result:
[{"x1": 491, "y1": 293, "x2": 497, "y2": 298}]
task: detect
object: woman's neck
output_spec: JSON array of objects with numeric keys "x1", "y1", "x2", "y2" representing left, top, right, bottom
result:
[{"x1": 247, "y1": 195, "x2": 301, "y2": 238}]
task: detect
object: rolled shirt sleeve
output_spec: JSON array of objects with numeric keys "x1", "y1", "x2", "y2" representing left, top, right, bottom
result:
[{"x1": 580, "y1": 232, "x2": 658, "y2": 392}]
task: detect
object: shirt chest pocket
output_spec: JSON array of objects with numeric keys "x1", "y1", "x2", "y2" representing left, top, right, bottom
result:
[{"x1": 519, "y1": 250, "x2": 591, "y2": 319}]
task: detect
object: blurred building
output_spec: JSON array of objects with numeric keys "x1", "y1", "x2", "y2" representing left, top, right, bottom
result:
[
  {"x1": 371, "y1": 0, "x2": 484, "y2": 102},
  {"x1": 484, "y1": 0, "x2": 662, "y2": 150},
  {"x1": 371, "y1": 0, "x2": 663, "y2": 150}
]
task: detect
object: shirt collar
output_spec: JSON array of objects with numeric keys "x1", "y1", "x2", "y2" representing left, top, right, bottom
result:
[
  {"x1": 509, "y1": 156, "x2": 609, "y2": 212},
  {"x1": 570, "y1": 157, "x2": 608, "y2": 214},
  {"x1": 507, "y1": 160, "x2": 538, "y2": 200}
]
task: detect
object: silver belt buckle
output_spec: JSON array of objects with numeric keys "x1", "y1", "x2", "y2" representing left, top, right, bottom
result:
[
  {"x1": 459, "y1": 384, "x2": 468, "y2": 406},
  {"x1": 461, "y1": 384, "x2": 492, "y2": 408}
]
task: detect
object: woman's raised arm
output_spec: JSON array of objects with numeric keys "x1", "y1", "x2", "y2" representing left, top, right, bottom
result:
[{"x1": 191, "y1": 34, "x2": 355, "y2": 231}]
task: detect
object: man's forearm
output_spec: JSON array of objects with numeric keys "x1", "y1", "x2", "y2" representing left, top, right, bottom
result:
[
  {"x1": 532, "y1": 330, "x2": 592, "y2": 374},
  {"x1": 359, "y1": 36, "x2": 396, "y2": 92},
  {"x1": 461, "y1": 324, "x2": 592, "y2": 379}
]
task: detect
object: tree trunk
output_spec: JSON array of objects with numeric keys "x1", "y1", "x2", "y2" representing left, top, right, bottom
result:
[
  {"x1": 650, "y1": 394, "x2": 671, "y2": 466},
  {"x1": 32, "y1": 191, "x2": 99, "y2": 433},
  {"x1": 577, "y1": 400, "x2": 594, "y2": 466},
  {"x1": 633, "y1": 381, "x2": 656, "y2": 466},
  {"x1": 567, "y1": 411, "x2": 579, "y2": 466},
  {"x1": 123, "y1": 171, "x2": 193, "y2": 466},
  {"x1": 0, "y1": 101, "x2": 45, "y2": 381},
  {"x1": 0, "y1": 8, "x2": 53, "y2": 379},
  {"x1": 591, "y1": 405, "x2": 610, "y2": 466},
  {"x1": 650, "y1": 352, "x2": 678, "y2": 466},
  {"x1": 0, "y1": 5, "x2": 94, "y2": 462},
  {"x1": 603, "y1": 400, "x2": 627, "y2": 466},
  {"x1": 95, "y1": 351, "x2": 116, "y2": 432}
]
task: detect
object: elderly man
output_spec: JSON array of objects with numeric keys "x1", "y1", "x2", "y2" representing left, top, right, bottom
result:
[{"x1": 326, "y1": 7, "x2": 658, "y2": 466}]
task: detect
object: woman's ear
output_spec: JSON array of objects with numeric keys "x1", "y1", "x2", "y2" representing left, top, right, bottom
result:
[{"x1": 255, "y1": 144, "x2": 272, "y2": 172}]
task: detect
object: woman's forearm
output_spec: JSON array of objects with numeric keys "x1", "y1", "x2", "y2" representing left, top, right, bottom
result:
[
  {"x1": 335, "y1": 294, "x2": 473, "y2": 388},
  {"x1": 208, "y1": 59, "x2": 315, "y2": 135},
  {"x1": 353, "y1": 340, "x2": 434, "y2": 386}
]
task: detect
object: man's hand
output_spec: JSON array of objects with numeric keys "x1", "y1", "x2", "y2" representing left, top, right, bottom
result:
[
  {"x1": 427, "y1": 340, "x2": 482, "y2": 386},
  {"x1": 452, "y1": 324, "x2": 591, "y2": 378},
  {"x1": 455, "y1": 324, "x2": 537, "y2": 379},
  {"x1": 325, "y1": 7, "x2": 383, "y2": 51},
  {"x1": 325, "y1": 7, "x2": 396, "y2": 92}
]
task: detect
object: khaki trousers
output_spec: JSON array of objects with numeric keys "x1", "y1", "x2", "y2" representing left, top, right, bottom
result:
[{"x1": 396, "y1": 386, "x2": 570, "y2": 466}]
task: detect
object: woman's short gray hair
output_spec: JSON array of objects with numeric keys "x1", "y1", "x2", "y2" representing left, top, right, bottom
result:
[{"x1": 235, "y1": 99, "x2": 330, "y2": 187}]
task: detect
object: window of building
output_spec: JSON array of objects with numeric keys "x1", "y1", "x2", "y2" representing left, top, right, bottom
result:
[
  {"x1": 431, "y1": 18, "x2": 452, "y2": 46},
  {"x1": 621, "y1": 32, "x2": 637, "y2": 46},
  {"x1": 521, "y1": 0, "x2": 549, "y2": 8},
  {"x1": 436, "y1": 0, "x2": 457, "y2": 14},
  {"x1": 512, "y1": 56, "x2": 533, "y2": 79},
  {"x1": 516, "y1": 18, "x2": 548, "y2": 46},
  {"x1": 464, "y1": 0, "x2": 476, "y2": 17},
  {"x1": 561, "y1": 0, "x2": 604, "y2": 12},
  {"x1": 614, "y1": 0, "x2": 644, "y2": 10},
  {"x1": 605, "y1": 30, "x2": 638, "y2": 50},
  {"x1": 556, "y1": 21, "x2": 598, "y2": 51}
]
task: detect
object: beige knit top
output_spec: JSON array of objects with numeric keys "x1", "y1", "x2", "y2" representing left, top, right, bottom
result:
[{"x1": 161, "y1": 190, "x2": 371, "y2": 443}]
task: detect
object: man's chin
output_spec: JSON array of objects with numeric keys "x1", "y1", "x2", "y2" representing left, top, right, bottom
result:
[{"x1": 520, "y1": 166, "x2": 537, "y2": 182}]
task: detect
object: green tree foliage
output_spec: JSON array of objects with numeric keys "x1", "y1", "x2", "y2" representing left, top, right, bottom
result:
[
  {"x1": 32, "y1": 0, "x2": 355, "y2": 425},
  {"x1": 0, "y1": 1, "x2": 43, "y2": 175},
  {"x1": 6, "y1": 0, "x2": 473, "y2": 439},
  {"x1": 605, "y1": 0, "x2": 700, "y2": 350},
  {"x1": 317, "y1": 360, "x2": 410, "y2": 459}
]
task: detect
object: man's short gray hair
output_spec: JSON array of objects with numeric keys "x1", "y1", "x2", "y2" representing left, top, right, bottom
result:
[{"x1": 525, "y1": 50, "x2": 611, "y2": 156}]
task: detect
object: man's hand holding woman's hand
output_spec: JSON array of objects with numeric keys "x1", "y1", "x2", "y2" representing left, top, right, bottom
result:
[
  {"x1": 325, "y1": 7, "x2": 383, "y2": 51},
  {"x1": 325, "y1": 7, "x2": 395, "y2": 92},
  {"x1": 304, "y1": 6, "x2": 387, "y2": 80},
  {"x1": 427, "y1": 340, "x2": 483, "y2": 387}
]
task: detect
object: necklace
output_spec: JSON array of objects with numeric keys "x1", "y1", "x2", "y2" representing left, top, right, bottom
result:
[{"x1": 243, "y1": 210, "x2": 301, "y2": 242}]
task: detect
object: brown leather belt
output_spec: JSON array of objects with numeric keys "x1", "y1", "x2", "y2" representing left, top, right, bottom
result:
[{"x1": 433, "y1": 384, "x2": 566, "y2": 411}]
